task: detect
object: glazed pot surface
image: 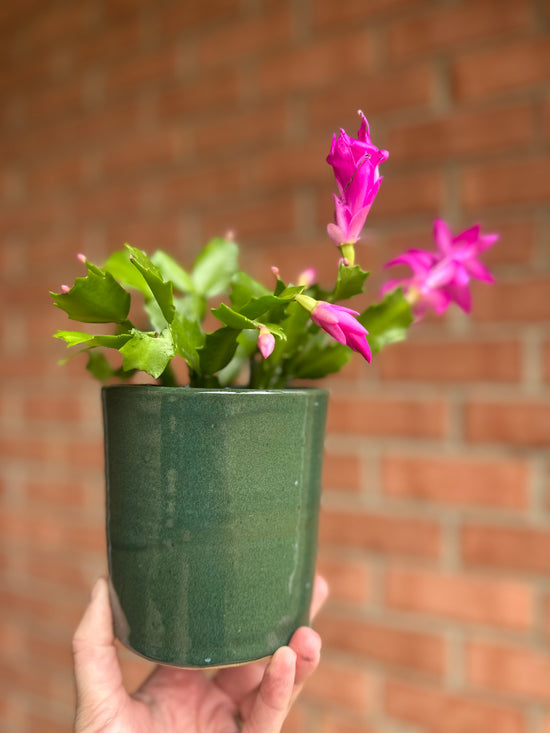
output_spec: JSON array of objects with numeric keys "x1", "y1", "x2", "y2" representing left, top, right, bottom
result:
[{"x1": 103, "y1": 385, "x2": 328, "y2": 667}]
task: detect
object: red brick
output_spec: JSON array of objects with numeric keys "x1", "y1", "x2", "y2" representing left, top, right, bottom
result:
[
  {"x1": 465, "y1": 400, "x2": 550, "y2": 446},
  {"x1": 27, "y1": 79, "x2": 85, "y2": 123},
  {"x1": 545, "y1": 97, "x2": 550, "y2": 145},
  {"x1": 0, "y1": 0, "x2": 45, "y2": 30},
  {"x1": 1, "y1": 100, "x2": 138, "y2": 166},
  {"x1": 543, "y1": 594, "x2": 550, "y2": 638},
  {"x1": 0, "y1": 201, "x2": 59, "y2": 238},
  {"x1": 106, "y1": 217, "x2": 180, "y2": 254},
  {"x1": 0, "y1": 50, "x2": 56, "y2": 99},
  {"x1": 545, "y1": 342, "x2": 550, "y2": 383},
  {"x1": 162, "y1": 163, "x2": 244, "y2": 209},
  {"x1": 0, "y1": 656, "x2": 70, "y2": 702},
  {"x1": 23, "y1": 394, "x2": 84, "y2": 421},
  {"x1": 382, "y1": 454, "x2": 529, "y2": 510},
  {"x1": 199, "y1": 6, "x2": 291, "y2": 66},
  {"x1": 28, "y1": 630, "x2": 73, "y2": 668},
  {"x1": 0, "y1": 689, "x2": 26, "y2": 730},
  {"x1": 1, "y1": 587, "x2": 83, "y2": 631},
  {"x1": 75, "y1": 184, "x2": 143, "y2": 222},
  {"x1": 0, "y1": 617, "x2": 27, "y2": 658},
  {"x1": 26, "y1": 478, "x2": 88, "y2": 507},
  {"x1": 462, "y1": 524, "x2": 550, "y2": 573},
  {"x1": 71, "y1": 16, "x2": 142, "y2": 69},
  {"x1": 462, "y1": 157, "x2": 550, "y2": 210},
  {"x1": 106, "y1": 47, "x2": 178, "y2": 97},
  {"x1": 257, "y1": 239, "x2": 342, "y2": 287},
  {"x1": 471, "y1": 277, "x2": 550, "y2": 323},
  {"x1": 64, "y1": 436, "x2": 104, "y2": 469},
  {"x1": 316, "y1": 554, "x2": 370, "y2": 604},
  {"x1": 159, "y1": 69, "x2": 243, "y2": 120},
  {"x1": 196, "y1": 101, "x2": 288, "y2": 157},
  {"x1": 281, "y1": 704, "x2": 308, "y2": 733},
  {"x1": 320, "y1": 508, "x2": 440, "y2": 559},
  {"x1": 27, "y1": 155, "x2": 84, "y2": 193},
  {"x1": 388, "y1": 104, "x2": 535, "y2": 163},
  {"x1": 372, "y1": 171, "x2": 444, "y2": 218},
  {"x1": 27, "y1": 711, "x2": 71, "y2": 733},
  {"x1": 24, "y1": 552, "x2": 97, "y2": 592},
  {"x1": 259, "y1": 32, "x2": 373, "y2": 97},
  {"x1": 467, "y1": 641, "x2": 550, "y2": 701},
  {"x1": 0, "y1": 509, "x2": 105, "y2": 553},
  {"x1": 385, "y1": 567, "x2": 533, "y2": 630},
  {"x1": 453, "y1": 37, "x2": 550, "y2": 101},
  {"x1": 204, "y1": 195, "x2": 295, "y2": 241},
  {"x1": 323, "y1": 452, "x2": 362, "y2": 493},
  {"x1": 328, "y1": 395, "x2": 447, "y2": 439},
  {"x1": 481, "y1": 219, "x2": 535, "y2": 265},
  {"x1": 103, "y1": 128, "x2": 179, "y2": 177},
  {"x1": 0, "y1": 433, "x2": 52, "y2": 462},
  {"x1": 21, "y1": 4, "x2": 93, "y2": 50},
  {"x1": 388, "y1": 0, "x2": 530, "y2": 61},
  {"x1": 321, "y1": 716, "x2": 378, "y2": 733},
  {"x1": 159, "y1": 0, "x2": 241, "y2": 35},
  {"x1": 317, "y1": 612, "x2": 445, "y2": 677},
  {"x1": 308, "y1": 65, "x2": 435, "y2": 127},
  {"x1": 385, "y1": 678, "x2": 526, "y2": 733},
  {"x1": 313, "y1": 0, "x2": 414, "y2": 27},
  {"x1": 2, "y1": 5, "x2": 550, "y2": 730},
  {"x1": 255, "y1": 139, "x2": 330, "y2": 191},
  {"x1": 55, "y1": 101, "x2": 140, "y2": 152},
  {"x1": 378, "y1": 339, "x2": 521, "y2": 383},
  {"x1": 305, "y1": 657, "x2": 371, "y2": 711}
]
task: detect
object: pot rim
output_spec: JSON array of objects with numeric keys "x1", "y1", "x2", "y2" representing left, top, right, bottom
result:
[{"x1": 102, "y1": 384, "x2": 329, "y2": 396}]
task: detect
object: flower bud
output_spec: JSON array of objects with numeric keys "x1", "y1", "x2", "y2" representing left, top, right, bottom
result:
[{"x1": 257, "y1": 326, "x2": 275, "y2": 359}]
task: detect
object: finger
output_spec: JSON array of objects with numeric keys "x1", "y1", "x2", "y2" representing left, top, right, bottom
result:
[
  {"x1": 72, "y1": 578, "x2": 127, "y2": 718},
  {"x1": 215, "y1": 573, "x2": 328, "y2": 704},
  {"x1": 242, "y1": 647, "x2": 296, "y2": 733},
  {"x1": 288, "y1": 626, "x2": 322, "y2": 692}
]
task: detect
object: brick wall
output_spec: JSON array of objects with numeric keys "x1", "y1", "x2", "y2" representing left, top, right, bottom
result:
[{"x1": 1, "y1": 0, "x2": 549, "y2": 731}]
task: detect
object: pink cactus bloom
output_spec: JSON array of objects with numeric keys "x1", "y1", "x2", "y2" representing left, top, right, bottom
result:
[
  {"x1": 298, "y1": 268, "x2": 316, "y2": 287},
  {"x1": 326, "y1": 110, "x2": 389, "y2": 247},
  {"x1": 311, "y1": 301, "x2": 371, "y2": 363},
  {"x1": 257, "y1": 327, "x2": 275, "y2": 359},
  {"x1": 383, "y1": 219, "x2": 498, "y2": 319}
]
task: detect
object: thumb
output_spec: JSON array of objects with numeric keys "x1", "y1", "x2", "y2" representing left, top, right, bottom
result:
[
  {"x1": 72, "y1": 577, "x2": 128, "y2": 727},
  {"x1": 242, "y1": 646, "x2": 296, "y2": 733}
]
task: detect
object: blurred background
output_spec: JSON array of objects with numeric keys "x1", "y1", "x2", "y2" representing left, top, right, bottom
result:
[{"x1": 1, "y1": 0, "x2": 549, "y2": 730}]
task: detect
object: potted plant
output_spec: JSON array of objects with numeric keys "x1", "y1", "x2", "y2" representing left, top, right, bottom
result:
[{"x1": 51, "y1": 111, "x2": 497, "y2": 669}]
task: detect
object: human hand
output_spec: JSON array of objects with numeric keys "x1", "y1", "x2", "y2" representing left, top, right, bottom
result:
[{"x1": 73, "y1": 574, "x2": 328, "y2": 732}]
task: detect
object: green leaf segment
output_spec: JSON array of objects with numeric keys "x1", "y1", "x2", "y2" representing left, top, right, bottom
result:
[{"x1": 51, "y1": 238, "x2": 413, "y2": 388}]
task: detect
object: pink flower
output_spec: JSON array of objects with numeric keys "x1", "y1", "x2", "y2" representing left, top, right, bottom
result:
[
  {"x1": 308, "y1": 299, "x2": 371, "y2": 362},
  {"x1": 257, "y1": 326, "x2": 275, "y2": 359},
  {"x1": 383, "y1": 219, "x2": 498, "y2": 319},
  {"x1": 298, "y1": 268, "x2": 316, "y2": 287},
  {"x1": 326, "y1": 111, "x2": 389, "y2": 249}
]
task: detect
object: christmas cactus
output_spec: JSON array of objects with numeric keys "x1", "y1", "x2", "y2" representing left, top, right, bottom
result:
[{"x1": 51, "y1": 111, "x2": 497, "y2": 388}]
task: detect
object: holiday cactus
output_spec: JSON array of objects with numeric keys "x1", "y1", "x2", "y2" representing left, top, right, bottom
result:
[{"x1": 51, "y1": 111, "x2": 497, "y2": 387}]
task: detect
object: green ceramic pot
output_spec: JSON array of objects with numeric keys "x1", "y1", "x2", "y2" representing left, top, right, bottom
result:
[{"x1": 102, "y1": 385, "x2": 328, "y2": 668}]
